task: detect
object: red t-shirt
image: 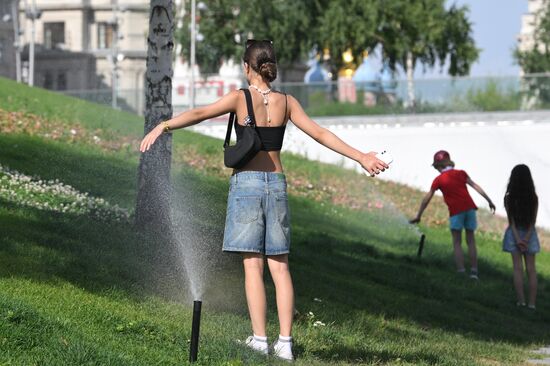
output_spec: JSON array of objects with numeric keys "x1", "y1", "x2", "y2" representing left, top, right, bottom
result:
[{"x1": 431, "y1": 169, "x2": 477, "y2": 217}]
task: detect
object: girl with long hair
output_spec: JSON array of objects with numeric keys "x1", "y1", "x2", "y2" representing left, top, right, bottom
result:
[{"x1": 503, "y1": 164, "x2": 539, "y2": 309}]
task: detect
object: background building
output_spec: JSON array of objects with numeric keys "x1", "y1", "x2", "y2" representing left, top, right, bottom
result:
[
  {"x1": 518, "y1": 0, "x2": 547, "y2": 55},
  {"x1": 16, "y1": 0, "x2": 148, "y2": 112}
]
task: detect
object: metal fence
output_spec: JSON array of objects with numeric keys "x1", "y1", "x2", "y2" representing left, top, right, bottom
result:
[{"x1": 61, "y1": 74, "x2": 550, "y2": 116}]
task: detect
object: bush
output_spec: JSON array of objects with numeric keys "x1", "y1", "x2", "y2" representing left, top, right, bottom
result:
[{"x1": 465, "y1": 80, "x2": 521, "y2": 111}]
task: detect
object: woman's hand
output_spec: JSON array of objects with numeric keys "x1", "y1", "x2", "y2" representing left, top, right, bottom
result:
[
  {"x1": 517, "y1": 239, "x2": 528, "y2": 253},
  {"x1": 140, "y1": 124, "x2": 164, "y2": 152},
  {"x1": 360, "y1": 151, "x2": 389, "y2": 177}
]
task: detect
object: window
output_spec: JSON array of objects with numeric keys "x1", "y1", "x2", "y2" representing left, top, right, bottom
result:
[
  {"x1": 44, "y1": 22, "x2": 65, "y2": 49},
  {"x1": 44, "y1": 71, "x2": 53, "y2": 89},
  {"x1": 97, "y1": 22, "x2": 114, "y2": 49},
  {"x1": 57, "y1": 72, "x2": 67, "y2": 90}
]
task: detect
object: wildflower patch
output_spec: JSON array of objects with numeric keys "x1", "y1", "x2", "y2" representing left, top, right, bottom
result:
[{"x1": 0, "y1": 164, "x2": 131, "y2": 222}]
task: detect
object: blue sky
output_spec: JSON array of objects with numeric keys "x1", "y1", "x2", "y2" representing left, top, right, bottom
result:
[{"x1": 415, "y1": 0, "x2": 527, "y2": 78}]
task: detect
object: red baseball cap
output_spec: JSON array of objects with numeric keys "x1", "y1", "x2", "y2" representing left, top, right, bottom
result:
[{"x1": 432, "y1": 150, "x2": 451, "y2": 166}]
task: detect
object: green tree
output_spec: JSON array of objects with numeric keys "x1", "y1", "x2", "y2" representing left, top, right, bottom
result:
[
  {"x1": 175, "y1": 0, "x2": 478, "y2": 104},
  {"x1": 376, "y1": 1, "x2": 478, "y2": 108},
  {"x1": 314, "y1": 0, "x2": 378, "y2": 75},
  {"x1": 177, "y1": 0, "x2": 239, "y2": 74},
  {"x1": 177, "y1": 0, "x2": 324, "y2": 76},
  {"x1": 515, "y1": 2, "x2": 550, "y2": 106}
]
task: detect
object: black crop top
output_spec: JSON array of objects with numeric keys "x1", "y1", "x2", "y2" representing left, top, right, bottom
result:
[
  {"x1": 234, "y1": 91, "x2": 288, "y2": 151},
  {"x1": 235, "y1": 123, "x2": 286, "y2": 151}
]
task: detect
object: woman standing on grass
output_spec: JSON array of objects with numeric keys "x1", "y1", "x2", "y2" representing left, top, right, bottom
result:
[
  {"x1": 503, "y1": 164, "x2": 539, "y2": 310},
  {"x1": 140, "y1": 40, "x2": 388, "y2": 360}
]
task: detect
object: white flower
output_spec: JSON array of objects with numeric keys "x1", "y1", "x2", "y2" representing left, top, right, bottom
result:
[
  {"x1": 70, "y1": 129, "x2": 77, "y2": 135},
  {"x1": 0, "y1": 165, "x2": 131, "y2": 222},
  {"x1": 313, "y1": 321, "x2": 326, "y2": 327}
]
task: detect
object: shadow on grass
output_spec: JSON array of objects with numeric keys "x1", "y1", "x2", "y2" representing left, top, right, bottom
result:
[
  {"x1": 0, "y1": 194, "x2": 245, "y2": 309},
  {"x1": 309, "y1": 344, "x2": 443, "y2": 365}
]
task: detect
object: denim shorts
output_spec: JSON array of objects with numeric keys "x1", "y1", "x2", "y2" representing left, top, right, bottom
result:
[
  {"x1": 222, "y1": 171, "x2": 291, "y2": 255},
  {"x1": 502, "y1": 226, "x2": 540, "y2": 254},
  {"x1": 449, "y1": 209, "x2": 477, "y2": 231}
]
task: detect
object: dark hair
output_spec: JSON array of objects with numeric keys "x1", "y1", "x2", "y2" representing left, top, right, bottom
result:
[
  {"x1": 504, "y1": 164, "x2": 538, "y2": 227},
  {"x1": 243, "y1": 40, "x2": 277, "y2": 82}
]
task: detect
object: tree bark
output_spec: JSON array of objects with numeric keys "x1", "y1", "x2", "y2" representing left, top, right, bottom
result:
[
  {"x1": 135, "y1": 0, "x2": 175, "y2": 233},
  {"x1": 406, "y1": 50, "x2": 416, "y2": 109}
]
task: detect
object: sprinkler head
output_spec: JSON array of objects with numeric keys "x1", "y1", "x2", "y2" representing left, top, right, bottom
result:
[
  {"x1": 417, "y1": 234, "x2": 426, "y2": 258},
  {"x1": 189, "y1": 300, "x2": 202, "y2": 362}
]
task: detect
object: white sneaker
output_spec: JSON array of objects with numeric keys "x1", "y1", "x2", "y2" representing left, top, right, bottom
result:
[
  {"x1": 244, "y1": 335, "x2": 268, "y2": 355},
  {"x1": 272, "y1": 338, "x2": 294, "y2": 361}
]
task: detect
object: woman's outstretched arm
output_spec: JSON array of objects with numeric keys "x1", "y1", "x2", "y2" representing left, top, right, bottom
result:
[
  {"x1": 140, "y1": 90, "x2": 240, "y2": 152},
  {"x1": 287, "y1": 95, "x2": 388, "y2": 176}
]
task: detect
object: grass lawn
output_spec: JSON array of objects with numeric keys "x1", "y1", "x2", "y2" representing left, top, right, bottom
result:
[{"x1": 1, "y1": 77, "x2": 549, "y2": 365}]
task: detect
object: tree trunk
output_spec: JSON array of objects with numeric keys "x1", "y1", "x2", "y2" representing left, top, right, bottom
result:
[
  {"x1": 135, "y1": 0, "x2": 175, "y2": 233},
  {"x1": 406, "y1": 50, "x2": 416, "y2": 109}
]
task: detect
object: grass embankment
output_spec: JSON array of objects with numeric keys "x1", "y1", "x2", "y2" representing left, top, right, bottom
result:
[{"x1": 0, "y1": 77, "x2": 549, "y2": 365}]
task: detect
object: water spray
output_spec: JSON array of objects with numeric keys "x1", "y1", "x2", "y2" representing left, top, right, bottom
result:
[
  {"x1": 417, "y1": 234, "x2": 426, "y2": 258},
  {"x1": 189, "y1": 300, "x2": 202, "y2": 363}
]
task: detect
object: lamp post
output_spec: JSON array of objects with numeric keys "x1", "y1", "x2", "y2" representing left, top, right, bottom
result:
[
  {"x1": 188, "y1": 1, "x2": 206, "y2": 109},
  {"x1": 11, "y1": 0, "x2": 22, "y2": 82},
  {"x1": 24, "y1": 0, "x2": 41, "y2": 86},
  {"x1": 110, "y1": 0, "x2": 120, "y2": 109},
  {"x1": 189, "y1": 0, "x2": 196, "y2": 109}
]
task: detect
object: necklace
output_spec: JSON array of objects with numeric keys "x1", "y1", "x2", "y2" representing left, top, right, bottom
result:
[{"x1": 249, "y1": 85, "x2": 272, "y2": 123}]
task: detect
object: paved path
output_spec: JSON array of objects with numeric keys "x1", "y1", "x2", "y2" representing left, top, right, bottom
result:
[{"x1": 529, "y1": 347, "x2": 550, "y2": 364}]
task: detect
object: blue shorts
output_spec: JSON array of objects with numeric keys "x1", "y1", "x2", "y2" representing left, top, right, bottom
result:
[
  {"x1": 449, "y1": 209, "x2": 477, "y2": 231},
  {"x1": 502, "y1": 226, "x2": 540, "y2": 254},
  {"x1": 222, "y1": 171, "x2": 291, "y2": 255}
]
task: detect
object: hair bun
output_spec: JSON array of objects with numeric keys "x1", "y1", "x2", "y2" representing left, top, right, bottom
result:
[{"x1": 259, "y1": 62, "x2": 277, "y2": 82}]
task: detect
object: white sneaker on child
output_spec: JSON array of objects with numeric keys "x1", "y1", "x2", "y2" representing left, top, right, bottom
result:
[
  {"x1": 244, "y1": 335, "x2": 268, "y2": 355},
  {"x1": 272, "y1": 336, "x2": 294, "y2": 361}
]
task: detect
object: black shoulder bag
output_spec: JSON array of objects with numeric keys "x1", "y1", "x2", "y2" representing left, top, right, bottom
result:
[{"x1": 223, "y1": 88, "x2": 262, "y2": 169}]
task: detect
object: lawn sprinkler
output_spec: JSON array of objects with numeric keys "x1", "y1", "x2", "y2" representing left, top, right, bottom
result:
[
  {"x1": 417, "y1": 234, "x2": 426, "y2": 258},
  {"x1": 189, "y1": 300, "x2": 202, "y2": 363}
]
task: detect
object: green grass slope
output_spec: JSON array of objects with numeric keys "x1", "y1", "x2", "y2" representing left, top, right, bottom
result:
[{"x1": 1, "y1": 78, "x2": 549, "y2": 365}]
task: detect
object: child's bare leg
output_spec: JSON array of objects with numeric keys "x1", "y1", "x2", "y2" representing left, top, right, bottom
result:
[
  {"x1": 511, "y1": 252, "x2": 526, "y2": 304},
  {"x1": 451, "y1": 230, "x2": 465, "y2": 271},
  {"x1": 267, "y1": 254, "x2": 294, "y2": 337},
  {"x1": 525, "y1": 254, "x2": 537, "y2": 307},
  {"x1": 465, "y1": 229, "x2": 478, "y2": 270},
  {"x1": 243, "y1": 253, "x2": 267, "y2": 336}
]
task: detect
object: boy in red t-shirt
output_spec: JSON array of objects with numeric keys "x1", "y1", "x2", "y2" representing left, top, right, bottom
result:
[{"x1": 410, "y1": 150, "x2": 496, "y2": 279}]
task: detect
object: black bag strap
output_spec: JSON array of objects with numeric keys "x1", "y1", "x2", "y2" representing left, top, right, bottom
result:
[
  {"x1": 241, "y1": 88, "x2": 256, "y2": 124},
  {"x1": 223, "y1": 88, "x2": 257, "y2": 148},
  {"x1": 284, "y1": 93, "x2": 288, "y2": 121},
  {"x1": 224, "y1": 112, "x2": 235, "y2": 148}
]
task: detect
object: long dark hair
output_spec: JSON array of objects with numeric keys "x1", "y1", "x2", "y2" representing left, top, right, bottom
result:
[
  {"x1": 504, "y1": 164, "x2": 538, "y2": 227},
  {"x1": 243, "y1": 40, "x2": 277, "y2": 82}
]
